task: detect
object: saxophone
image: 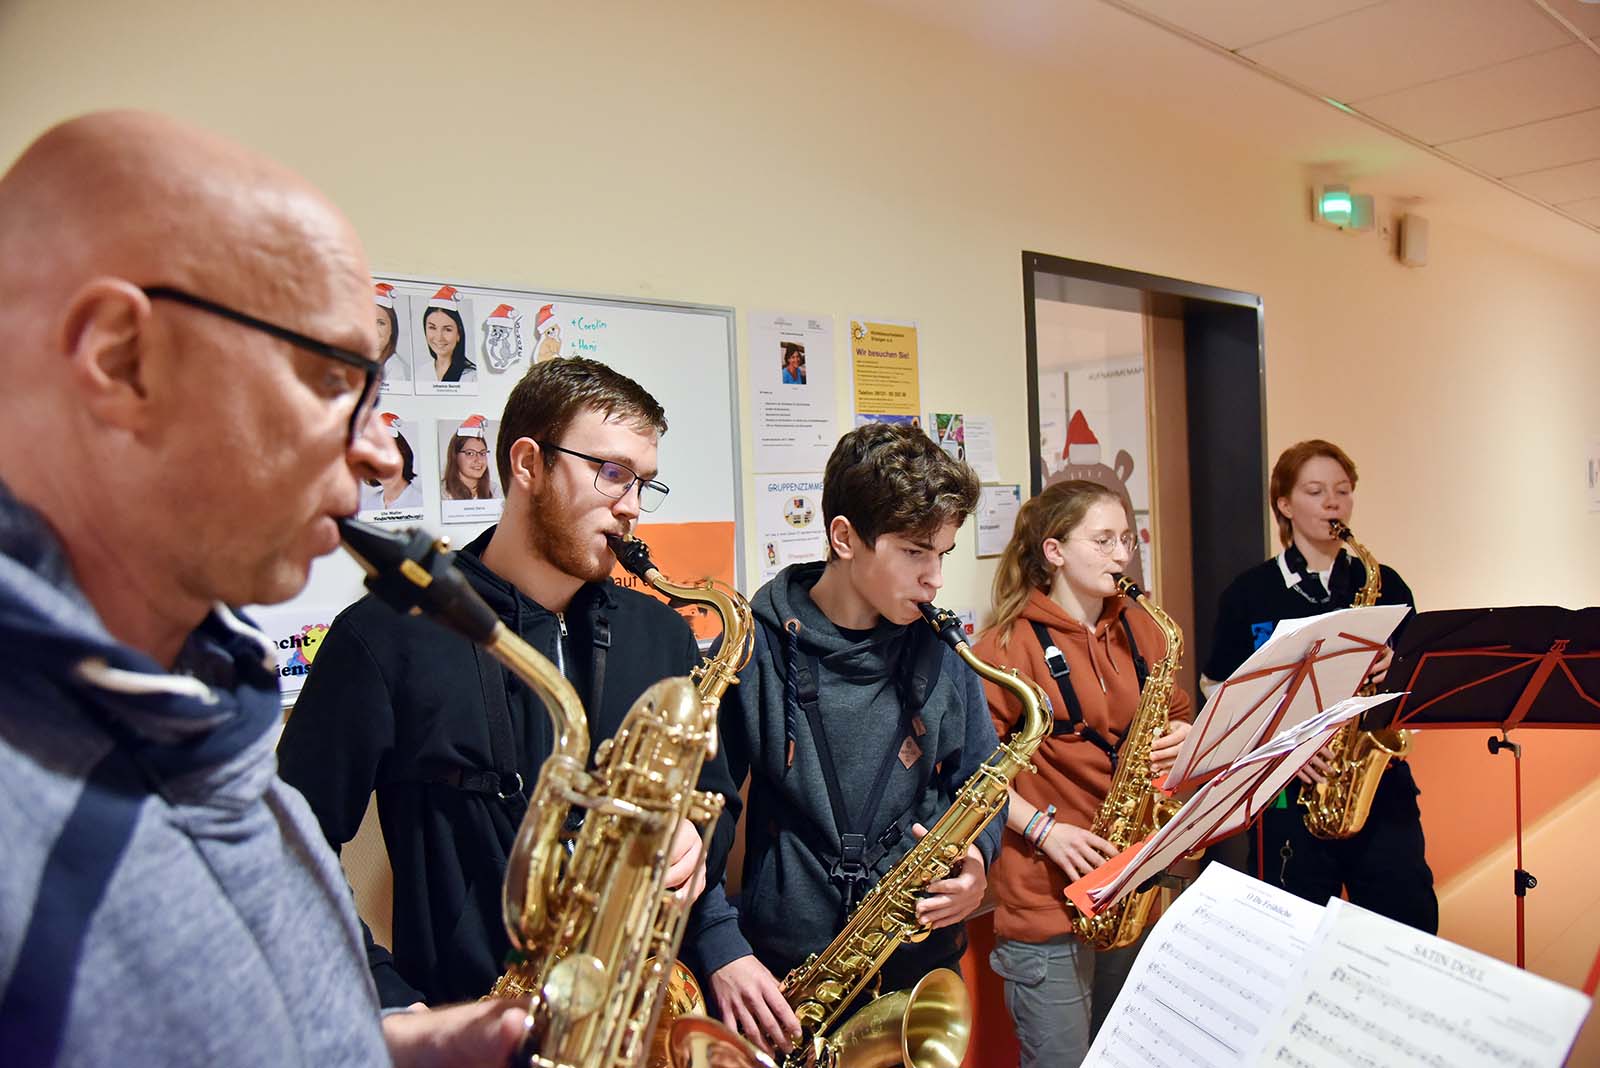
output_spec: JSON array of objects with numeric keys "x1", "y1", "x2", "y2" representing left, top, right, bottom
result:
[
  {"x1": 607, "y1": 533, "x2": 755, "y2": 1068},
  {"x1": 1299, "y1": 519, "x2": 1412, "y2": 840},
  {"x1": 1066, "y1": 576, "x2": 1184, "y2": 951},
  {"x1": 759, "y1": 602, "x2": 1052, "y2": 1068},
  {"x1": 335, "y1": 518, "x2": 716, "y2": 1068}
]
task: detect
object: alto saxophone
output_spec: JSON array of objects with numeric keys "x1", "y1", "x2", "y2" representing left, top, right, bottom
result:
[
  {"x1": 607, "y1": 533, "x2": 755, "y2": 1068},
  {"x1": 764, "y1": 602, "x2": 1051, "y2": 1068},
  {"x1": 667, "y1": 603, "x2": 1051, "y2": 1068},
  {"x1": 335, "y1": 518, "x2": 716, "y2": 1068},
  {"x1": 1066, "y1": 576, "x2": 1184, "y2": 951},
  {"x1": 1298, "y1": 519, "x2": 1412, "y2": 839}
]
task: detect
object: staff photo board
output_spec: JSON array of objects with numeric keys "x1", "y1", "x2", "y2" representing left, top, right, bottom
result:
[{"x1": 256, "y1": 274, "x2": 742, "y2": 702}]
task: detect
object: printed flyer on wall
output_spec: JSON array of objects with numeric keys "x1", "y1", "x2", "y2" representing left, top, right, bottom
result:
[
  {"x1": 749, "y1": 311, "x2": 837, "y2": 472},
  {"x1": 754, "y1": 473, "x2": 828, "y2": 583},
  {"x1": 850, "y1": 319, "x2": 920, "y2": 421}
]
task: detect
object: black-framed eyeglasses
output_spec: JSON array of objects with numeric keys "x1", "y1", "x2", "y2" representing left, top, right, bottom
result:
[
  {"x1": 143, "y1": 286, "x2": 383, "y2": 446},
  {"x1": 537, "y1": 441, "x2": 670, "y2": 512}
]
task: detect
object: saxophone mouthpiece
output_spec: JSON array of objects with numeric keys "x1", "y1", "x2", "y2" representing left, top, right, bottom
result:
[
  {"x1": 606, "y1": 532, "x2": 659, "y2": 582},
  {"x1": 336, "y1": 517, "x2": 500, "y2": 644},
  {"x1": 919, "y1": 601, "x2": 970, "y2": 651},
  {"x1": 1328, "y1": 518, "x2": 1353, "y2": 541},
  {"x1": 1112, "y1": 574, "x2": 1143, "y2": 600}
]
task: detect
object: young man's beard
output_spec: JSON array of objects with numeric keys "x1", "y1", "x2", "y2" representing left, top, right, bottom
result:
[{"x1": 526, "y1": 482, "x2": 620, "y2": 584}]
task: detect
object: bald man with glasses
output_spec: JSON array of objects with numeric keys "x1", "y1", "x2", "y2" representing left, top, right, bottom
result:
[
  {"x1": 278, "y1": 356, "x2": 740, "y2": 1010},
  {"x1": 0, "y1": 111, "x2": 527, "y2": 1068}
]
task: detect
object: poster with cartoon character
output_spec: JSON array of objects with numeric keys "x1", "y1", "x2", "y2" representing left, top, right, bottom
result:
[
  {"x1": 1045, "y1": 408, "x2": 1150, "y2": 587},
  {"x1": 533, "y1": 303, "x2": 563, "y2": 362},
  {"x1": 479, "y1": 302, "x2": 526, "y2": 374},
  {"x1": 251, "y1": 611, "x2": 337, "y2": 701}
]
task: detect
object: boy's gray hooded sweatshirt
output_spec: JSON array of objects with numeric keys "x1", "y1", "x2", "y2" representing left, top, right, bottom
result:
[{"x1": 693, "y1": 562, "x2": 1004, "y2": 979}]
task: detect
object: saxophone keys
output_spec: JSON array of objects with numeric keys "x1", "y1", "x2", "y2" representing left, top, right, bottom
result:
[{"x1": 542, "y1": 952, "x2": 609, "y2": 1021}]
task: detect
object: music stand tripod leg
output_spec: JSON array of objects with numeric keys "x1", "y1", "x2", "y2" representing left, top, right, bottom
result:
[{"x1": 1487, "y1": 731, "x2": 1535, "y2": 970}]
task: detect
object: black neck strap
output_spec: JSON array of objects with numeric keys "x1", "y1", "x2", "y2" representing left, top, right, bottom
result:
[
  {"x1": 1028, "y1": 616, "x2": 1146, "y2": 770},
  {"x1": 795, "y1": 652, "x2": 916, "y2": 920}
]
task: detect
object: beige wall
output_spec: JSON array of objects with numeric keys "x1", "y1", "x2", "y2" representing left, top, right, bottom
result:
[{"x1": 6, "y1": 0, "x2": 1598, "y2": 990}]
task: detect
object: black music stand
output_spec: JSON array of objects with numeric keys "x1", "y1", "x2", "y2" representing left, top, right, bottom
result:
[{"x1": 1381, "y1": 606, "x2": 1600, "y2": 968}]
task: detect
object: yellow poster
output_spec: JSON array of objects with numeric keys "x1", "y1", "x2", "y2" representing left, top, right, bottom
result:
[{"x1": 850, "y1": 320, "x2": 920, "y2": 420}]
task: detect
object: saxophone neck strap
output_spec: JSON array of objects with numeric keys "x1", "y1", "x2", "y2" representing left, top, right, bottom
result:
[
  {"x1": 795, "y1": 651, "x2": 917, "y2": 920},
  {"x1": 423, "y1": 615, "x2": 610, "y2": 801},
  {"x1": 1028, "y1": 618, "x2": 1145, "y2": 769}
]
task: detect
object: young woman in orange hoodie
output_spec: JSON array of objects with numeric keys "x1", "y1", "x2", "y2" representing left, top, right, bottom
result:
[{"x1": 973, "y1": 479, "x2": 1193, "y2": 1068}]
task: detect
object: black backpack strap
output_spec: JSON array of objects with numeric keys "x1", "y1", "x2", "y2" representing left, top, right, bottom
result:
[
  {"x1": 419, "y1": 642, "x2": 525, "y2": 799},
  {"x1": 1028, "y1": 619, "x2": 1122, "y2": 770},
  {"x1": 589, "y1": 613, "x2": 610, "y2": 721},
  {"x1": 796, "y1": 652, "x2": 914, "y2": 921}
]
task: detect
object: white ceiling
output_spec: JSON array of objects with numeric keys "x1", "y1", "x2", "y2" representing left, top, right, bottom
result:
[
  {"x1": 862, "y1": 0, "x2": 1600, "y2": 264},
  {"x1": 1115, "y1": 0, "x2": 1600, "y2": 234}
]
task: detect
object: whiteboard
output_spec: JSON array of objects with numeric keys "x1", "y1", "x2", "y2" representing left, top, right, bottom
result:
[{"x1": 252, "y1": 273, "x2": 742, "y2": 703}]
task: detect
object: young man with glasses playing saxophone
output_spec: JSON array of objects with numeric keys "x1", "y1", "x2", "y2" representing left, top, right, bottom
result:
[{"x1": 279, "y1": 356, "x2": 740, "y2": 1009}]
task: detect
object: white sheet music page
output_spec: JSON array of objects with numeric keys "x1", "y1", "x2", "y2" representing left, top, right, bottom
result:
[
  {"x1": 1077, "y1": 695, "x2": 1394, "y2": 914},
  {"x1": 1164, "y1": 605, "x2": 1409, "y2": 789},
  {"x1": 1083, "y1": 864, "x2": 1325, "y2": 1068},
  {"x1": 1252, "y1": 898, "x2": 1592, "y2": 1068}
]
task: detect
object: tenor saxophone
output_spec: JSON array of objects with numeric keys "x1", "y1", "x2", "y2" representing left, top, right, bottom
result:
[
  {"x1": 1066, "y1": 576, "x2": 1184, "y2": 951},
  {"x1": 666, "y1": 603, "x2": 1050, "y2": 1068},
  {"x1": 335, "y1": 518, "x2": 716, "y2": 1068},
  {"x1": 1298, "y1": 519, "x2": 1412, "y2": 840},
  {"x1": 607, "y1": 533, "x2": 754, "y2": 1068},
  {"x1": 765, "y1": 602, "x2": 1051, "y2": 1068}
]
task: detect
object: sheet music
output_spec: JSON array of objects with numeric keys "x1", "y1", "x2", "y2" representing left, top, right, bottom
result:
[
  {"x1": 1165, "y1": 605, "x2": 1410, "y2": 789},
  {"x1": 1073, "y1": 696, "x2": 1395, "y2": 913},
  {"x1": 1252, "y1": 899, "x2": 1592, "y2": 1068},
  {"x1": 1083, "y1": 864, "x2": 1327, "y2": 1068}
]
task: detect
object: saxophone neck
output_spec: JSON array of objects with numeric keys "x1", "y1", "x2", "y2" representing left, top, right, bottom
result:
[
  {"x1": 919, "y1": 602, "x2": 1052, "y2": 751},
  {"x1": 1326, "y1": 520, "x2": 1382, "y2": 607},
  {"x1": 1113, "y1": 575, "x2": 1183, "y2": 665},
  {"x1": 607, "y1": 533, "x2": 755, "y2": 698}
]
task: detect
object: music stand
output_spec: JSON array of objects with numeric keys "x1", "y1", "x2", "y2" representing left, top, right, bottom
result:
[{"x1": 1382, "y1": 606, "x2": 1600, "y2": 968}]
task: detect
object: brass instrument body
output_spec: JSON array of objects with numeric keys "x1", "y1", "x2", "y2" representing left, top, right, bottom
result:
[
  {"x1": 773, "y1": 603, "x2": 1051, "y2": 1068},
  {"x1": 607, "y1": 534, "x2": 755, "y2": 1068},
  {"x1": 1066, "y1": 576, "x2": 1184, "y2": 951},
  {"x1": 336, "y1": 518, "x2": 720, "y2": 1068},
  {"x1": 1298, "y1": 519, "x2": 1413, "y2": 840}
]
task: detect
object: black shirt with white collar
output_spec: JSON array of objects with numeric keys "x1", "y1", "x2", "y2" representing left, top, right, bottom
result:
[{"x1": 1203, "y1": 549, "x2": 1415, "y2": 685}]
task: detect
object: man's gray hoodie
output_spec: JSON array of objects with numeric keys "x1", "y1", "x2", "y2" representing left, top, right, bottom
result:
[
  {"x1": 692, "y1": 562, "x2": 1004, "y2": 979},
  {"x1": 0, "y1": 481, "x2": 388, "y2": 1066}
]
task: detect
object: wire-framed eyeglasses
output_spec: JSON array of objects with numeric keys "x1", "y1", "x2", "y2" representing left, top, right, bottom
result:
[
  {"x1": 537, "y1": 441, "x2": 670, "y2": 512},
  {"x1": 1073, "y1": 532, "x2": 1138, "y2": 556},
  {"x1": 143, "y1": 286, "x2": 382, "y2": 446}
]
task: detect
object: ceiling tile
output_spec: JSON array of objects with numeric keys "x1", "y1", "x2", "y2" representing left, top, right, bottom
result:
[
  {"x1": 1441, "y1": 107, "x2": 1600, "y2": 174},
  {"x1": 1563, "y1": 197, "x2": 1600, "y2": 225},
  {"x1": 1239, "y1": 0, "x2": 1572, "y2": 101},
  {"x1": 1117, "y1": 0, "x2": 1384, "y2": 51},
  {"x1": 1538, "y1": 0, "x2": 1600, "y2": 37},
  {"x1": 1505, "y1": 157, "x2": 1600, "y2": 202},
  {"x1": 1358, "y1": 43, "x2": 1600, "y2": 143}
]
